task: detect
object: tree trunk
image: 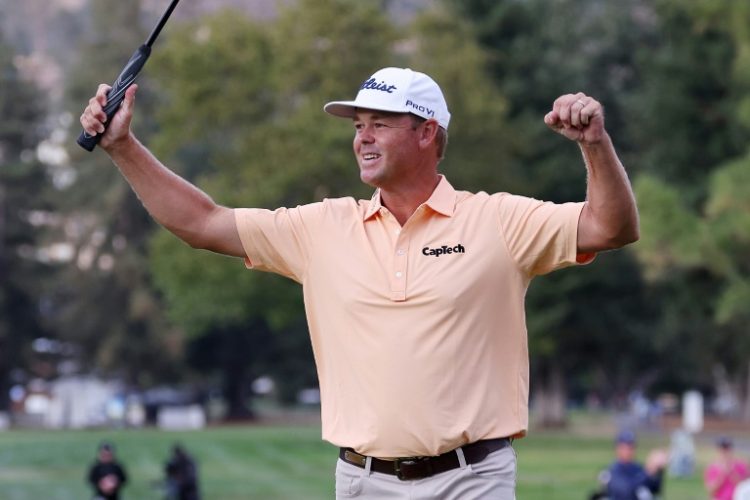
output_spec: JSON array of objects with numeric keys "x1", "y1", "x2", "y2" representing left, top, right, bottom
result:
[
  {"x1": 223, "y1": 364, "x2": 255, "y2": 420},
  {"x1": 532, "y1": 363, "x2": 568, "y2": 428},
  {"x1": 743, "y1": 360, "x2": 750, "y2": 422}
]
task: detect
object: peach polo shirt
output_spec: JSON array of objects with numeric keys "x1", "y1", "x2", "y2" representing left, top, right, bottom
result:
[{"x1": 234, "y1": 176, "x2": 587, "y2": 458}]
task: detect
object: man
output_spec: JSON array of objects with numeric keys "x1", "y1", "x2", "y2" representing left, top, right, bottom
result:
[
  {"x1": 592, "y1": 430, "x2": 666, "y2": 500},
  {"x1": 80, "y1": 66, "x2": 639, "y2": 499},
  {"x1": 87, "y1": 441, "x2": 128, "y2": 500},
  {"x1": 164, "y1": 443, "x2": 201, "y2": 500},
  {"x1": 704, "y1": 436, "x2": 750, "y2": 500}
]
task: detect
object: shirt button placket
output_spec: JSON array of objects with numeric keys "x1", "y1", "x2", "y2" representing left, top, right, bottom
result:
[{"x1": 391, "y1": 233, "x2": 409, "y2": 301}]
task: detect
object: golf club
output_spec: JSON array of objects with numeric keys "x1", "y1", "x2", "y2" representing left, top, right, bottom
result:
[{"x1": 77, "y1": 0, "x2": 181, "y2": 151}]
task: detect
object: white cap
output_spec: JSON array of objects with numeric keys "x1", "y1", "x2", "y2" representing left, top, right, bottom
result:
[{"x1": 324, "y1": 67, "x2": 451, "y2": 129}]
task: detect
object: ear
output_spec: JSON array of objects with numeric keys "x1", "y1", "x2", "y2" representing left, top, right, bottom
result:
[{"x1": 417, "y1": 119, "x2": 440, "y2": 150}]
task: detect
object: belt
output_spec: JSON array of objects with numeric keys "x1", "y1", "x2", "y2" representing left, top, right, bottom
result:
[{"x1": 339, "y1": 438, "x2": 511, "y2": 481}]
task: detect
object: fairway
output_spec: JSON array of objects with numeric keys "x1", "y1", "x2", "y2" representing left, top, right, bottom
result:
[{"x1": 0, "y1": 424, "x2": 710, "y2": 499}]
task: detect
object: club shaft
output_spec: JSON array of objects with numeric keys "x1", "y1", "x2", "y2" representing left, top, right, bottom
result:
[{"x1": 146, "y1": 0, "x2": 181, "y2": 47}]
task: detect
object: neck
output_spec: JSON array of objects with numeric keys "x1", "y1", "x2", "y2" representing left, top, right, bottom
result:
[{"x1": 380, "y1": 172, "x2": 440, "y2": 225}]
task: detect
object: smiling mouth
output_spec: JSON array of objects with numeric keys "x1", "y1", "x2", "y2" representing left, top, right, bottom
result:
[{"x1": 362, "y1": 153, "x2": 381, "y2": 161}]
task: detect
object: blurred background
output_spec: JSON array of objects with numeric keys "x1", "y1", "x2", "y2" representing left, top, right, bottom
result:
[{"x1": 1, "y1": 0, "x2": 749, "y2": 498}]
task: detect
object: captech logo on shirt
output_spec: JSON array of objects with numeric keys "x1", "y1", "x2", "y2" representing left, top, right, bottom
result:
[
  {"x1": 360, "y1": 78, "x2": 397, "y2": 93},
  {"x1": 422, "y1": 244, "x2": 466, "y2": 257}
]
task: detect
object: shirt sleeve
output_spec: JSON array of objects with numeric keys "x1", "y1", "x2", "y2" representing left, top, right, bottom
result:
[
  {"x1": 497, "y1": 194, "x2": 592, "y2": 276},
  {"x1": 234, "y1": 204, "x2": 322, "y2": 283}
]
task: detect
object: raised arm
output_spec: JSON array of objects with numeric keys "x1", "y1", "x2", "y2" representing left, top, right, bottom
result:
[
  {"x1": 80, "y1": 84, "x2": 244, "y2": 257},
  {"x1": 544, "y1": 93, "x2": 640, "y2": 253}
]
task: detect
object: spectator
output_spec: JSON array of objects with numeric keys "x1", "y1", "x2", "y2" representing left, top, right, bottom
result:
[
  {"x1": 87, "y1": 441, "x2": 127, "y2": 500},
  {"x1": 667, "y1": 429, "x2": 695, "y2": 477},
  {"x1": 164, "y1": 444, "x2": 200, "y2": 500},
  {"x1": 704, "y1": 436, "x2": 749, "y2": 500},
  {"x1": 591, "y1": 430, "x2": 667, "y2": 500}
]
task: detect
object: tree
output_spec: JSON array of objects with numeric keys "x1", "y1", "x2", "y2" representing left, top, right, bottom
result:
[
  {"x1": 622, "y1": 0, "x2": 746, "y2": 208},
  {"x1": 627, "y1": 0, "x2": 750, "y2": 416},
  {"x1": 53, "y1": 0, "x2": 183, "y2": 386},
  {"x1": 447, "y1": 0, "x2": 660, "y2": 425},
  {"x1": 0, "y1": 36, "x2": 50, "y2": 410},
  {"x1": 634, "y1": 157, "x2": 750, "y2": 419},
  {"x1": 406, "y1": 4, "x2": 515, "y2": 192}
]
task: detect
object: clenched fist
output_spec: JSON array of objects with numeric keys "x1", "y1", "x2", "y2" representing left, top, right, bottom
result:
[{"x1": 544, "y1": 92, "x2": 606, "y2": 144}]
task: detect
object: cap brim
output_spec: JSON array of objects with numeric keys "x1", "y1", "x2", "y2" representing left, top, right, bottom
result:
[{"x1": 324, "y1": 100, "x2": 411, "y2": 120}]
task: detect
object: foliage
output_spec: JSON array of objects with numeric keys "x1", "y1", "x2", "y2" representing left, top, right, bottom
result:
[
  {"x1": 51, "y1": 0, "x2": 183, "y2": 386},
  {"x1": 407, "y1": 5, "x2": 515, "y2": 192},
  {"x1": 0, "y1": 36, "x2": 51, "y2": 409},
  {"x1": 623, "y1": 1, "x2": 745, "y2": 208},
  {"x1": 627, "y1": 0, "x2": 750, "y2": 407},
  {"x1": 634, "y1": 155, "x2": 750, "y2": 388}
]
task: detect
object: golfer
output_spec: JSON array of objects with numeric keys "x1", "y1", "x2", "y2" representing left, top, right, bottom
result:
[{"x1": 80, "y1": 66, "x2": 639, "y2": 499}]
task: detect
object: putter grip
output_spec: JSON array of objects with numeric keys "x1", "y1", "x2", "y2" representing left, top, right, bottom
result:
[{"x1": 77, "y1": 45, "x2": 151, "y2": 152}]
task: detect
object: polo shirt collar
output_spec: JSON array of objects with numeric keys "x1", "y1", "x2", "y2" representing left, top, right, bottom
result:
[{"x1": 364, "y1": 175, "x2": 456, "y2": 220}]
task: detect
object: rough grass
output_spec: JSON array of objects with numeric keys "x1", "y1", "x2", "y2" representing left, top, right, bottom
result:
[{"x1": 0, "y1": 422, "x2": 716, "y2": 499}]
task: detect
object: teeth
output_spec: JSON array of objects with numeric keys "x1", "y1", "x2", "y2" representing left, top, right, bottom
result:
[{"x1": 363, "y1": 153, "x2": 379, "y2": 160}]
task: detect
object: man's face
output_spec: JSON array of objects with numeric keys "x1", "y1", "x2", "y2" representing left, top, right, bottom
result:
[
  {"x1": 352, "y1": 110, "x2": 421, "y2": 188},
  {"x1": 718, "y1": 444, "x2": 733, "y2": 461},
  {"x1": 615, "y1": 442, "x2": 636, "y2": 463},
  {"x1": 99, "y1": 449, "x2": 114, "y2": 463}
]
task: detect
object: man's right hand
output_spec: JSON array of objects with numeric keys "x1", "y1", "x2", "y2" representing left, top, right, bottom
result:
[
  {"x1": 80, "y1": 84, "x2": 138, "y2": 151},
  {"x1": 98, "y1": 474, "x2": 119, "y2": 494}
]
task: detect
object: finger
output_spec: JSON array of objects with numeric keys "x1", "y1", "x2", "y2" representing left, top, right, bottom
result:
[
  {"x1": 96, "y1": 84, "x2": 112, "y2": 106},
  {"x1": 579, "y1": 103, "x2": 593, "y2": 126},
  {"x1": 81, "y1": 111, "x2": 104, "y2": 136},
  {"x1": 87, "y1": 98, "x2": 108, "y2": 133},
  {"x1": 570, "y1": 99, "x2": 587, "y2": 128},
  {"x1": 580, "y1": 100, "x2": 602, "y2": 126},
  {"x1": 88, "y1": 95, "x2": 107, "y2": 123},
  {"x1": 120, "y1": 84, "x2": 138, "y2": 116},
  {"x1": 561, "y1": 92, "x2": 585, "y2": 126},
  {"x1": 557, "y1": 94, "x2": 579, "y2": 126},
  {"x1": 80, "y1": 114, "x2": 95, "y2": 136},
  {"x1": 544, "y1": 110, "x2": 560, "y2": 128}
]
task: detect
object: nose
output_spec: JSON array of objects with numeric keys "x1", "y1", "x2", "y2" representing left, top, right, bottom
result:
[{"x1": 355, "y1": 125, "x2": 375, "y2": 144}]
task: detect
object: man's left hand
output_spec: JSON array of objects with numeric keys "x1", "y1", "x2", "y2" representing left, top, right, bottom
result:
[
  {"x1": 544, "y1": 93, "x2": 605, "y2": 144},
  {"x1": 645, "y1": 449, "x2": 669, "y2": 474}
]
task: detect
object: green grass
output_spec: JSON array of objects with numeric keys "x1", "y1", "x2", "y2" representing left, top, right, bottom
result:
[
  {"x1": 0, "y1": 424, "x2": 710, "y2": 499},
  {"x1": 514, "y1": 431, "x2": 707, "y2": 499}
]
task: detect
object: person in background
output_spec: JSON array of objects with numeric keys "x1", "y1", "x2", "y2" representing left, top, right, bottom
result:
[
  {"x1": 591, "y1": 430, "x2": 667, "y2": 500},
  {"x1": 164, "y1": 443, "x2": 200, "y2": 500},
  {"x1": 87, "y1": 441, "x2": 128, "y2": 500},
  {"x1": 704, "y1": 436, "x2": 750, "y2": 500}
]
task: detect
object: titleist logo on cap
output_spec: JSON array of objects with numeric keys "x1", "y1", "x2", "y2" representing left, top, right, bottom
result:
[{"x1": 360, "y1": 79, "x2": 397, "y2": 93}]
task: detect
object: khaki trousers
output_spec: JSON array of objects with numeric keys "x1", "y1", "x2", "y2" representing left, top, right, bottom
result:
[{"x1": 335, "y1": 445, "x2": 517, "y2": 500}]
